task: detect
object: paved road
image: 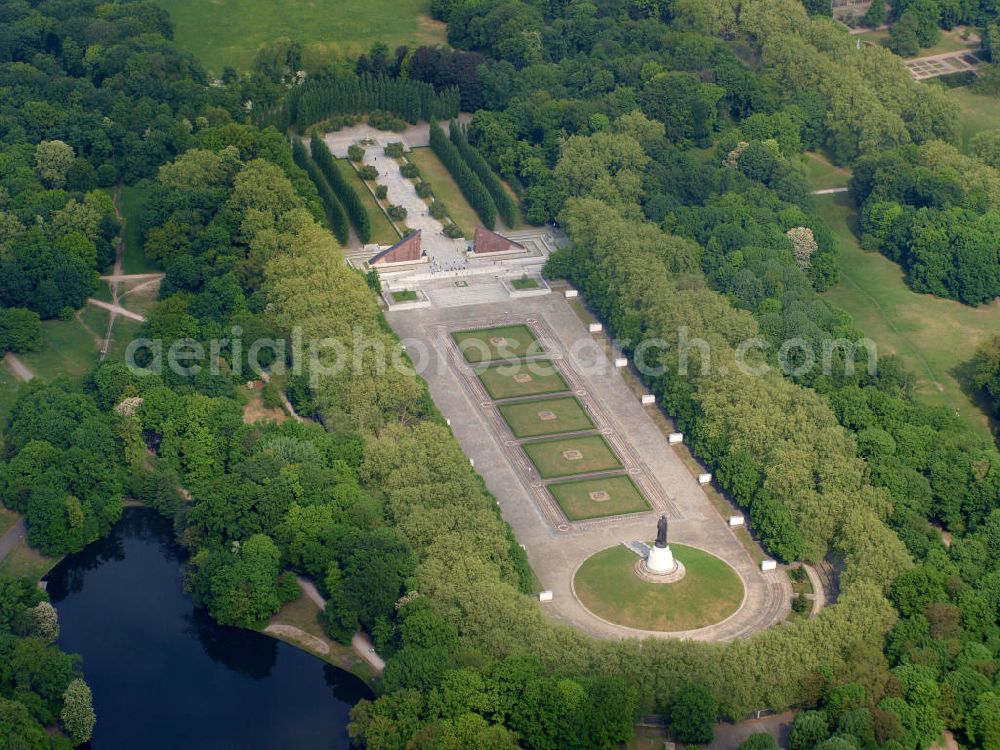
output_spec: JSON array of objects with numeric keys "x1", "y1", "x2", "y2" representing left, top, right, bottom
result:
[
  {"x1": 0, "y1": 518, "x2": 27, "y2": 562},
  {"x1": 3, "y1": 353, "x2": 34, "y2": 382},
  {"x1": 387, "y1": 292, "x2": 791, "y2": 642}
]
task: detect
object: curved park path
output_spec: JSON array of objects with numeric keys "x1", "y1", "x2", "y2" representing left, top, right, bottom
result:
[{"x1": 387, "y1": 291, "x2": 791, "y2": 642}]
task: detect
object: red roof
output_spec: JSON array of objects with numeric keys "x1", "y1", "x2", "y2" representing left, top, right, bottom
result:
[
  {"x1": 472, "y1": 226, "x2": 525, "y2": 255},
  {"x1": 370, "y1": 231, "x2": 422, "y2": 265}
]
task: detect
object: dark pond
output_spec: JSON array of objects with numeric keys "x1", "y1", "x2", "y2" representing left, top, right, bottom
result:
[{"x1": 45, "y1": 507, "x2": 371, "y2": 749}]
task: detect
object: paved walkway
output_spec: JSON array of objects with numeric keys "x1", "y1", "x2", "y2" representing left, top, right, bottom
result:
[
  {"x1": 322, "y1": 115, "x2": 473, "y2": 159},
  {"x1": 387, "y1": 293, "x2": 790, "y2": 642},
  {"x1": 812, "y1": 187, "x2": 848, "y2": 195},
  {"x1": 295, "y1": 577, "x2": 386, "y2": 674},
  {"x1": 360, "y1": 149, "x2": 468, "y2": 266},
  {"x1": 3, "y1": 353, "x2": 33, "y2": 382},
  {"x1": 0, "y1": 518, "x2": 27, "y2": 563}
]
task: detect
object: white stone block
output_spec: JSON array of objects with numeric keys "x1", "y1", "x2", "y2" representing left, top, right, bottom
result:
[
  {"x1": 760, "y1": 559, "x2": 777, "y2": 571},
  {"x1": 588, "y1": 322, "x2": 603, "y2": 333},
  {"x1": 446, "y1": 418, "x2": 451, "y2": 426},
  {"x1": 470, "y1": 458, "x2": 474, "y2": 467},
  {"x1": 698, "y1": 472, "x2": 712, "y2": 485},
  {"x1": 729, "y1": 515, "x2": 745, "y2": 527},
  {"x1": 538, "y1": 590, "x2": 553, "y2": 602},
  {"x1": 614, "y1": 357, "x2": 628, "y2": 368},
  {"x1": 564, "y1": 289, "x2": 578, "y2": 299},
  {"x1": 668, "y1": 432, "x2": 683, "y2": 444},
  {"x1": 640, "y1": 394, "x2": 656, "y2": 405}
]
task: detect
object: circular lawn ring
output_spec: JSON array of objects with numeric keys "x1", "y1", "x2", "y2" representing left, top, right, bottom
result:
[{"x1": 573, "y1": 544, "x2": 744, "y2": 632}]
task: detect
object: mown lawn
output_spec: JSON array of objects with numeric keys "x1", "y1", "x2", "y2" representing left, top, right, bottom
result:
[
  {"x1": 949, "y1": 85, "x2": 1000, "y2": 152},
  {"x1": 0, "y1": 538, "x2": 60, "y2": 582},
  {"x1": 333, "y1": 159, "x2": 400, "y2": 246},
  {"x1": 453, "y1": 324, "x2": 539, "y2": 363},
  {"x1": 157, "y1": 0, "x2": 445, "y2": 74},
  {"x1": 407, "y1": 147, "x2": 481, "y2": 238},
  {"x1": 120, "y1": 185, "x2": 160, "y2": 275},
  {"x1": 574, "y1": 544, "x2": 744, "y2": 632},
  {"x1": 799, "y1": 152, "x2": 851, "y2": 190},
  {"x1": 499, "y1": 396, "x2": 594, "y2": 438},
  {"x1": 522, "y1": 435, "x2": 622, "y2": 479},
  {"x1": 477, "y1": 360, "x2": 569, "y2": 399},
  {"x1": 548, "y1": 475, "x2": 650, "y2": 521},
  {"x1": 816, "y1": 192, "x2": 1000, "y2": 440},
  {"x1": 17, "y1": 317, "x2": 101, "y2": 384}
]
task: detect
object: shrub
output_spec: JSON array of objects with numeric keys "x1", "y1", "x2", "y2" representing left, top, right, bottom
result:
[
  {"x1": 443, "y1": 223, "x2": 464, "y2": 238},
  {"x1": 347, "y1": 144, "x2": 365, "y2": 162},
  {"x1": 400, "y1": 162, "x2": 420, "y2": 179},
  {"x1": 375, "y1": 185, "x2": 388, "y2": 200},
  {"x1": 387, "y1": 205, "x2": 408, "y2": 221},
  {"x1": 384, "y1": 142, "x2": 404, "y2": 158},
  {"x1": 415, "y1": 181, "x2": 433, "y2": 198},
  {"x1": 792, "y1": 594, "x2": 812, "y2": 614},
  {"x1": 740, "y1": 733, "x2": 779, "y2": 750},
  {"x1": 429, "y1": 201, "x2": 448, "y2": 220},
  {"x1": 368, "y1": 110, "x2": 408, "y2": 132},
  {"x1": 358, "y1": 165, "x2": 379, "y2": 181}
]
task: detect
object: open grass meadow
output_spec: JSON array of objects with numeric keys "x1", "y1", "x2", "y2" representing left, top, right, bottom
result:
[
  {"x1": 477, "y1": 360, "x2": 569, "y2": 399},
  {"x1": 453, "y1": 324, "x2": 540, "y2": 363},
  {"x1": 498, "y1": 396, "x2": 594, "y2": 438},
  {"x1": 573, "y1": 544, "x2": 744, "y2": 631},
  {"x1": 522, "y1": 434, "x2": 622, "y2": 479},
  {"x1": 0, "y1": 538, "x2": 60, "y2": 582},
  {"x1": 815, "y1": 192, "x2": 1000, "y2": 440},
  {"x1": 799, "y1": 152, "x2": 851, "y2": 190},
  {"x1": 120, "y1": 185, "x2": 159, "y2": 275},
  {"x1": 406, "y1": 147, "x2": 481, "y2": 238},
  {"x1": 333, "y1": 159, "x2": 400, "y2": 246},
  {"x1": 949, "y1": 85, "x2": 1000, "y2": 152},
  {"x1": 157, "y1": 0, "x2": 446, "y2": 74},
  {"x1": 17, "y1": 317, "x2": 101, "y2": 384},
  {"x1": 548, "y1": 475, "x2": 650, "y2": 521}
]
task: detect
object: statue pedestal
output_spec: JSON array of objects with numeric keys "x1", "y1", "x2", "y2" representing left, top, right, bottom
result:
[{"x1": 635, "y1": 544, "x2": 686, "y2": 584}]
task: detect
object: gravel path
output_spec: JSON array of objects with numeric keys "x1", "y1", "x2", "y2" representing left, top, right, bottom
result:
[{"x1": 3, "y1": 353, "x2": 34, "y2": 382}]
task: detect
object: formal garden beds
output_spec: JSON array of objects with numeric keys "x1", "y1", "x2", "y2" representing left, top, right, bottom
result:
[
  {"x1": 498, "y1": 395, "x2": 594, "y2": 438},
  {"x1": 547, "y1": 475, "x2": 651, "y2": 521},
  {"x1": 521, "y1": 434, "x2": 622, "y2": 479},
  {"x1": 573, "y1": 544, "x2": 744, "y2": 632},
  {"x1": 476, "y1": 359, "x2": 569, "y2": 399},
  {"x1": 452, "y1": 324, "x2": 540, "y2": 363}
]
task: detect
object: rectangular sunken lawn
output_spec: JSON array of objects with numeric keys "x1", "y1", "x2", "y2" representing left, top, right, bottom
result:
[
  {"x1": 548, "y1": 475, "x2": 651, "y2": 521},
  {"x1": 499, "y1": 396, "x2": 595, "y2": 438},
  {"x1": 477, "y1": 360, "x2": 568, "y2": 399},
  {"x1": 452, "y1": 324, "x2": 539, "y2": 363},
  {"x1": 522, "y1": 435, "x2": 623, "y2": 479}
]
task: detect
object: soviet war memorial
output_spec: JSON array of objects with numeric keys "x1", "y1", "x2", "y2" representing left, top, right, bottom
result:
[{"x1": 4, "y1": 0, "x2": 1000, "y2": 749}]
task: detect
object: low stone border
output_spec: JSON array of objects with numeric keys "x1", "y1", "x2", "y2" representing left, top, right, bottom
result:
[
  {"x1": 382, "y1": 287, "x2": 431, "y2": 310},
  {"x1": 501, "y1": 274, "x2": 551, "y2": 298}
]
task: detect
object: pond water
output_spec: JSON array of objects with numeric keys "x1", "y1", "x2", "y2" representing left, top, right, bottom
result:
[{"x1": 45, "y1": 507, "x2": 370, "y2": 749}]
